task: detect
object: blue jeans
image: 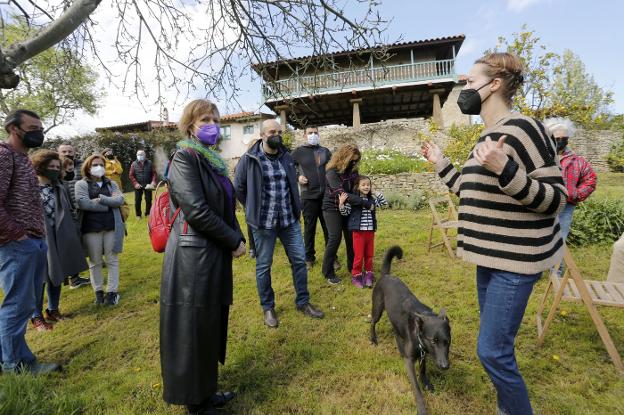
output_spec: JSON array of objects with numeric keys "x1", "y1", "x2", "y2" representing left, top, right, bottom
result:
[
  {"x1": 556, "y1": 203, "x2": 576, "y2": 275},
  {"x1": 252, "y1": 222, "x2": 310, "y2": 311},
  {"x1": 0, "y1": 238, "x2": 47, "y2": 371},
  {"x1": 33, "y1": 278, "x2": 62, "y2": 319},
  {"x1": 476, "y1": 266, "x2": 541, "y2": 415}
]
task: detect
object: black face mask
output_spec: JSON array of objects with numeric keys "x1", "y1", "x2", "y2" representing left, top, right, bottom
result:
[
  {"x1": 556, "y1": 137, "x2": 569, "y2": 153},
  {"x1": 65, "y1": 154, "x2": 75, "y2": 161},
  {"x1": 456, "y1": 80, "x2": 493, "y2": 115},
  {"x1": 348, "y1": 159, "x2": 360, "y2": 171},
  {"x1": 43, "y1": 169, "x2": 60, "y2": 182},
  {"x1": 106, "y1": 154, "x2": 114, "y2": 160},
  {"x1": 20, "y1": 128, "x2": 45, "y2": 148},
  {"x1": 266, "y1": 134, "x2": 282, "y2": 150},
  {"x1": 64, "y1": 171, "x2": 75, "y2": 181}
]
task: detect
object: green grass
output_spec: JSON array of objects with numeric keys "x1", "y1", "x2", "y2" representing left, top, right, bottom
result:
[{"x1": 1, "y1": 174, "x2": 623, "y2": 414}]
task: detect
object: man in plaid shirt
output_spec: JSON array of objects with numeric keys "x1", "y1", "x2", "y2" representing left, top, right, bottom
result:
[
  {"x1": 545, "y1": 118, "x2": 597, "y2": 275},
  {"x1": 235, "y1": 119, "x2": 324, "y2": 328}
]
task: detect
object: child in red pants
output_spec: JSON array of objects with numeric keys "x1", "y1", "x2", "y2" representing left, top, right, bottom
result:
[{"x1": 338, "y1": 176, "x2": 387, "y2": 288}]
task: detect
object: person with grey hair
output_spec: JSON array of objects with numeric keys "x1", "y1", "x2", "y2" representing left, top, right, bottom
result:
[
  {"x1": 129, "y1": 149, "x2": 157, "y2": 218},
  {"x1": 544, "y1": 118, "x2": 597, "y2": 276}
]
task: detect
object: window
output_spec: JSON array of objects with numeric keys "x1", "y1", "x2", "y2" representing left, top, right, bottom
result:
[
  {"x1": 243, "y1": 125, "x2": 254, "y2": 135},
  {"x1": 222, "y1": 125, "x2": 231, "y2": 140}
]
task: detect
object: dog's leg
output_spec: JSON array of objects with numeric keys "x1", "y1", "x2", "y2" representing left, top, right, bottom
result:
[
  {"x1": 404, "y1": 357, "x2": 427, "y2": 415},
  {"x1": 370, "y1": 287, "x2": 384, "y2": 345},
  {"x1": 419, "y1": 357, "x2": 434, "y2": 391}
]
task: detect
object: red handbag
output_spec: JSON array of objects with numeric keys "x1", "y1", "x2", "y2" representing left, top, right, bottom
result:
[{"x1": 148, "y1": 181, "x2": 182, "y2": 253}]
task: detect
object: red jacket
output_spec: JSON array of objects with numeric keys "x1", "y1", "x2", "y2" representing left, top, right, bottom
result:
[{"x1": 560, "y1": 149, "x2": 597, "y2": 205}]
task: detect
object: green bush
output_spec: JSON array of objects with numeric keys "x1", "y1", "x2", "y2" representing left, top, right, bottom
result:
[
  {"x1": 606, "y1": 134, "x2": 624, "y2": 172},
  {"x1": 359, "y1": 150, "x2": 431, "y2": 175},
  {"x1": 384, "y1": 191, "x2": 426, "y2": 211},
  {"x1": 443, "y1": 123, "x2": 484, "y2": 167},
  {"x1": 567, "y1": 198, "x2": 624, "y2": 246}
]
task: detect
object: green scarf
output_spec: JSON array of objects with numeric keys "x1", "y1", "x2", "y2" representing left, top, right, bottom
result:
[{"x1": 177, "y1": 139, "x2": 229, "y2": 177}]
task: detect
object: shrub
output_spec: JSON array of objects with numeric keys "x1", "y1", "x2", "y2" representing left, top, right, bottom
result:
[
  {"x1": 384, "y1": 191, "x2": 427, "y2": 211},
  {"x1": 443, "y1": 123, "x2": 484, "y2": 167},
  {"x1": 606, "y1": 134, "x2": 624, "y2": 172},
  {"x1": 359, "y1": 150, "x2": 431, "y2": 175},
  {"x1": 567, "y1": 198, "x2": 624, "y2": 246}
]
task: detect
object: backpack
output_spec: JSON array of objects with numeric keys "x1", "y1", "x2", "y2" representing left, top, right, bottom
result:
[{"x1": 147, "y1": 150, "x2": 189, "y2": 253}]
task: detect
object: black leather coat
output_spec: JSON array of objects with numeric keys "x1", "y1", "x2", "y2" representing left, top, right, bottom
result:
[{"x1": 160, "y1": 148, "x2": 244, "y2": 405}]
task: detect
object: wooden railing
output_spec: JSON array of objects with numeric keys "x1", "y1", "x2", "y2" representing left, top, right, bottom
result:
[{"x1": 262, "y1": 59, "x2": 456, "y2": 100}]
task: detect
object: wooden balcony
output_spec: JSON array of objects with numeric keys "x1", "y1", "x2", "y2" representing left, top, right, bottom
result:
[{"x1": 261, "y1": 59, "x2": 456, "y2": 101}]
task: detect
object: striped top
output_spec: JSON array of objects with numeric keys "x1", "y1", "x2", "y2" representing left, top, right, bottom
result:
[{"x1": 435, "y1": 114, "x2": 567, "y2": 274}]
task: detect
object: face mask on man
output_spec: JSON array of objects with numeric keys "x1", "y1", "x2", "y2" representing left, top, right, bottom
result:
[
  {"x1": 195, "y1": 124, "x2": 221, "y2": 146},
  {"x1": 90, "y1": 165, "x2": 105, "y2": 178},
  {"x1": 43, "y1": 169, "x2": 60, "y2": 182},
  {"x1": 266, "y1": 134, "x2": 282, "y2": 150},
  {"x1": 307, "y1": 133, "x2": 320, "y2": 146},
  {"x1": 456, "y1": 80, "x2": 493, "y2": 115},
  {"x1": 137, "y1": 154, "x2": 146, "y2": 162},
  {"x1": 19, "y1": 128, "x2": 45, "y2": 148}
]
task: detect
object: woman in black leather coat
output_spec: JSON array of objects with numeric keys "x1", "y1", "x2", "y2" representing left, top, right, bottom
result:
[{"x1": 160, "y1": 99, "x2": 246, "y2": 415}]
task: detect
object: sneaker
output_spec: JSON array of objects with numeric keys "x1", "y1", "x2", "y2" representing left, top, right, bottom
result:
[
  {"x1": 69, "y1": 276, "x2": 91, "y2": 289},
  {"x1": 104, "y1": 292, "x2": 120, "y2": 306},
  {"x1": 363, "y1": 271, "x2": 375, "y2": 288},
  {"x1": 326, "y1": 276, "x2": 342, "y2": 285},
  {"x1": 44, "y1": 309, "x2": 65, "y2": 322},
  {"x1": 94, "y1": 290, "x2": 105, "y2": 305},
  {"x1": 351, "y1": 274, "x2": 364, "y2": 288},
  {"x1": 31, "y1": 317, "x2": 53, "y2": 332}
]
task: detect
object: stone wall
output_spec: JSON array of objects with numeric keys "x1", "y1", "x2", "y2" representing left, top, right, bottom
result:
[
  {"x1": 369, "y1": 172, "x2": 448, "y2": 197},
  {"x1": 294, "y1": 119, "x2": 619, "y2": 172}
]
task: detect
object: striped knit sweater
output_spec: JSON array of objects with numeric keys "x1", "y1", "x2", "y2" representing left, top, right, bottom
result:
[{"x1": 435, "y1": 114, "x2": 568, "y2": 274}]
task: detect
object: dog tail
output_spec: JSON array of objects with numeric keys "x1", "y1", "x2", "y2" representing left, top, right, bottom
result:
[{"x1": 381, "y1": 246, "x2": 403, "y2": 276}]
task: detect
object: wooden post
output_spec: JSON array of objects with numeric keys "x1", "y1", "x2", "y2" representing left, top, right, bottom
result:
[{"x1": 350, "y1": 98, "x2": 363, "y2": 131}]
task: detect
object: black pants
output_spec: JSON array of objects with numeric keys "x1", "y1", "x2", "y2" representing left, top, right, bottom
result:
[
  {"x1": 247, "y1": 225, "x2": 256, "y2": 252},
  {"x1": 135, "y1": 188, "x2": 153, "y2": 217},
  {"x1": 302, "y1": 198, "x2": 329, "y2": 262},
  {"x1": 321, "y1": 209, "x2": 353, "y2": 279}
]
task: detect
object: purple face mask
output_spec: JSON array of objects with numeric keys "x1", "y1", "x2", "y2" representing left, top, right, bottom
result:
[{"x1": 196, "y1": 124, "x2": 220, "y2": 146}]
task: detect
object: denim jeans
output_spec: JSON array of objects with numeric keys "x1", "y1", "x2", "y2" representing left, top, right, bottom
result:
[
  {"x1": 476, "y1": 266, "x2": 541, "y2": 415},
  {"x1": 0, "y1": 238, "x2": 47, "y2": 371},
  {"x1": 556, "y1": 203, "x2": 576, "y2": 275},
  {"x1": 252, "y1": 222, "x2": 310, "y2": 311},
  {"x1": 33, "y1": 279, "x2": 62, "y2": 318}
]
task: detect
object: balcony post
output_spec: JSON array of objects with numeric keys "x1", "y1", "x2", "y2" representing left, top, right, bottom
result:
[{"x1": 350, "y1": 98, "x2": 363, "y2": 131}]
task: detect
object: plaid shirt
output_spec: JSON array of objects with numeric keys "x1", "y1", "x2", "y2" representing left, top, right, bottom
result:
[
  {"x1": 560, "y1": 149, "x2": 597, "y2": 204},
  {"x1": 258, "y1": 149, "x2": 295, "y2": 229}
]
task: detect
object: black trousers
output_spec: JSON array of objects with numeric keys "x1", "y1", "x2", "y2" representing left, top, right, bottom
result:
[
  {"x1": 135, "y1": 188, "x2": 153, "y2": 217},
  {"x1": 321, "y1": 209, "x2": 353, "y2": 279},
  {"x1": 301, "y1": 197, "x2": 329, "y2": 262}
]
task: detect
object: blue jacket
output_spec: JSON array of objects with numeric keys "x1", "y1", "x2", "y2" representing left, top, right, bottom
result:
[{"x1": 234, "y1": 140, "x2": 301, "y2": 228}]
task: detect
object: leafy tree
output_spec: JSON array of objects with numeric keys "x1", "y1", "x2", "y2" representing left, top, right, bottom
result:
[
  {"x1": 488, "y1": 25, "x2": 614, "y2": 129},
  {"x1": 0, "y1": 21, "x2": 101, "y2": 133}
]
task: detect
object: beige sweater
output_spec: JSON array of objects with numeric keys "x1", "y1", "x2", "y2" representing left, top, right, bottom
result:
[{"x1": 436, "y1": 114, "x2": 568, "y2": 274}]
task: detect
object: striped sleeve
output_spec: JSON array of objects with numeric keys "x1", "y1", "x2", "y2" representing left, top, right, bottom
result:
[
  {"x1": 497, "y1": 129, "x2": 568, "y2": 215},
  {"x1": 339, "y1": 203, "x2": 351, "y2": 216},
  {"x1": 435, "y1": 158, "x2": 462, "y2": 196},
  {"x1": 374, "y1": 193, "x2": 388, "y2": 208}
]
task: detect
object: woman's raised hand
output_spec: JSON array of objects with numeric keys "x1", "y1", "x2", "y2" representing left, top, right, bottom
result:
[{"x1": 421, "y1": 141, "x2": 443, "y2": 164}]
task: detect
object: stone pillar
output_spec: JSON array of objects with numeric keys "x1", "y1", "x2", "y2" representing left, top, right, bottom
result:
[
  {"x1": 275, "y1": 104, "x2": 289, "y2": 131},
  {"x1": 350, "y1": 98, "x2": 363, "y2": 130},
  {"x1": 430, "y1": 89, "x2": 445, "y2": 128}
]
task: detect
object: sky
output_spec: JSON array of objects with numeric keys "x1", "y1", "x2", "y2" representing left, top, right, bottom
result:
[{"x1": 51, "y1": 0, "x2": 623, "y2": 137}]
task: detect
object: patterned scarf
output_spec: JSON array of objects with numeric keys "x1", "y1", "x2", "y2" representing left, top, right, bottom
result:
[
  {"x1": 177, "y1": 139, "x2": 229, "y2": 177},
  {"x1": 40, "y1": 184, "x2": 56, "y2": 225}
]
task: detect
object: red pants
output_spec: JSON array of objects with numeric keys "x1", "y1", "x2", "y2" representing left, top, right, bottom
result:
[{"x1": 352, "y1": 230, "x2": 375, "y2": 276}]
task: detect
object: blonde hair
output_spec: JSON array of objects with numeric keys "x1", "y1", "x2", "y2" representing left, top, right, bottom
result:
[
  {"x1": 475, "y1": 52, "x2": 525, "y2": 104},
  {"x1": 326, "y1": 144, "x2": 361, "y2": 173},
  {"x1": 178, "y1": 99, "x2": 220, "y2": 137}
]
